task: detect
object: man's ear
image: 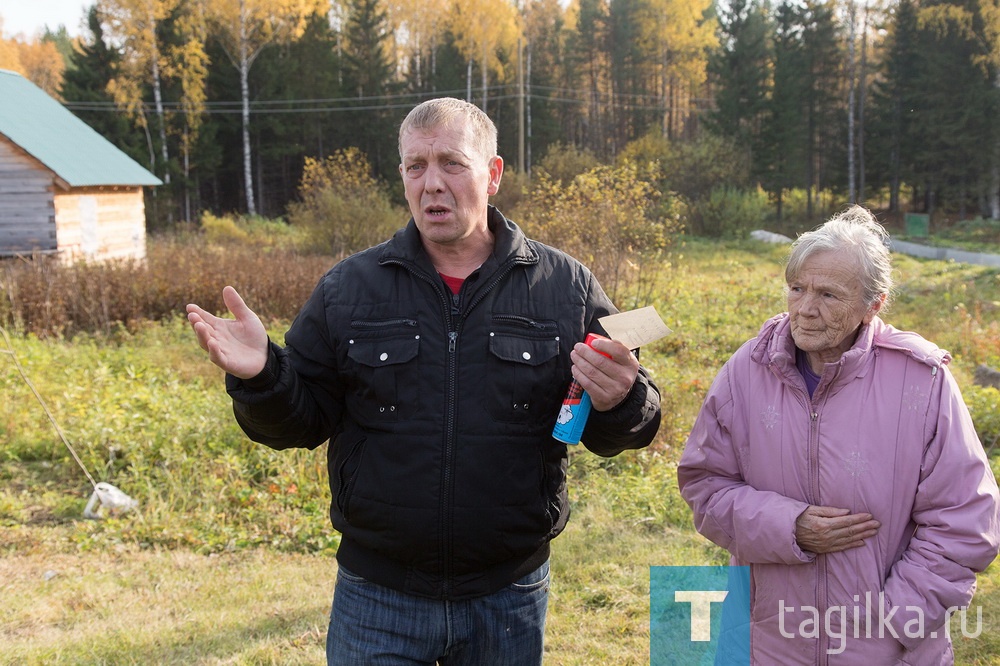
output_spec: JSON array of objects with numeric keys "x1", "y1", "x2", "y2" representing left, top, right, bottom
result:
[{"x1": 487, "y1": 156, "x2": 504, "y2": 196}]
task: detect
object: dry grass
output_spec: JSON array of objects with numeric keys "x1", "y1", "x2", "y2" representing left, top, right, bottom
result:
[{"x1": 0, "y1": 546, "x2": 334, "y2": 665}]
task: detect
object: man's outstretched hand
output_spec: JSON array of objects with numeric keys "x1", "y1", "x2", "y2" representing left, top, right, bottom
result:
[{"x1": 186, "y1": 286, "x2": 269, "y2": 379}]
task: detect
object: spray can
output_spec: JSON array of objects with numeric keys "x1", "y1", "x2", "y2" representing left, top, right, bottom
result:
[{"x1": 552, "y1": 333, "x2": 611, "y2": 445}]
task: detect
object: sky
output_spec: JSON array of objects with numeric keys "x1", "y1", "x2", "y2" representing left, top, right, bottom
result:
[{"x1": 1, "y1": 0, "x2": 90, "y2": 39}]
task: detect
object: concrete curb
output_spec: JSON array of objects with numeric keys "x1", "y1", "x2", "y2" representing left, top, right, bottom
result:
[
  {"x1": 889, "y1": 239, "x2": 1000, "y2": 268},
  {"x1": 750, "y1": 230, "x2": 1000, "y2": 268}
]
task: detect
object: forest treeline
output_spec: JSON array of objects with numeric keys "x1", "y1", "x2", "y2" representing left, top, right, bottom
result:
[{"x1": 1, "y1": 0, "x2": 999, "y2": 230}]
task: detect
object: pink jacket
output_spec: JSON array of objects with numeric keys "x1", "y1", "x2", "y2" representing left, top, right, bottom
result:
[{"x1": 678, "y1": 314, "x2": 1000, "y2": 665}]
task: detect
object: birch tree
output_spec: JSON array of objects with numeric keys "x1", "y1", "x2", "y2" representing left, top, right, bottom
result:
[
  {"x1": 449, "y1": 0, "x2": 520, "y2": 109},
  {"x1": 647, "y1": 0, "x2": 714, "y2": 139},
  {"x1": 168, "y1": 0, "x2": 209, "y2": 222},
  {"x1": 0, "y1": 36, "x2": 66, "y2": 96},
  {"x1": 387, "y1": 0, "x2": 451, "y2": 88},
  {"x1": 100, "y1": 0, "x2": 178, "y2": 189},
  {"x1": 207, "y1": 0, "x2": 326, "y2": 215}
]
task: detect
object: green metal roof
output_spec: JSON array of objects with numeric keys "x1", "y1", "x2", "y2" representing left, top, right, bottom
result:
[{"x1": 0, "y1": 69, "x2": 162, "y2": 188}]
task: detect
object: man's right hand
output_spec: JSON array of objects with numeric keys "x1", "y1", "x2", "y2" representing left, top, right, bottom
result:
[{"x1": 186, "y1": 286, "x2": 269, "y2": 379}]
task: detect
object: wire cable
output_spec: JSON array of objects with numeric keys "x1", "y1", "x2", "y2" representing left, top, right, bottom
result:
[{"x1": 0, "y1": 323, "x2": 97, "y2": 489}]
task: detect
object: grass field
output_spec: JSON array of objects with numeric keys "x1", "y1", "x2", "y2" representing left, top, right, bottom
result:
[{"x1": 1, "y1": 237, "x2": 998, "y2": 664}]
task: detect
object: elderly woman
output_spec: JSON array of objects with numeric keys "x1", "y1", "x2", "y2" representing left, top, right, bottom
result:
[{"x1": 678, "y1": 206, "x2": 1000, "y2": 664}]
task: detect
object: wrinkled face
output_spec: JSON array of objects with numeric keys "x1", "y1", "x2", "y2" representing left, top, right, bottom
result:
[
  {"x1": 787, "y1": 249, "x2": 882, "y2": 366},
  {"x1": 399, "y1": 121, "x2": 502, "y2": 249}
]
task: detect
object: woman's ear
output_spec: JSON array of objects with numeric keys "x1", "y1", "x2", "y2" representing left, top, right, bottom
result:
[{"x1": 863, "y1": 293, "x2": 887, "y2": 324}]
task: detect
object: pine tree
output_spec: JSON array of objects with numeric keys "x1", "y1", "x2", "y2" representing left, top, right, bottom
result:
[
  {"x1": 800, "y1": 0, "x2": 841, "y2": 216},
  {"x1": 705, "y1": 0, "x2": 772, "y2": 179},
  {"x1": 341, "y1": 0, "x2": 400, "y2": 181},
  {"x1": 867, "y1": 0, "x2": 922, "y2": 213},
  {"x1": 60, "y1": 5, "x2": 148, "y2": 167},
  {"x1": 759, "y1": 0, "x2": 807, "y2": 219},
  {"x1": 915, "y1": 0, "x2": 994, "y2": 216},
  {"x1": 253, "y1": 13, "x2": 343, "y2": 214},
  {"x1": 566, "y1": 0, "x2": 611, "y2": 155}
]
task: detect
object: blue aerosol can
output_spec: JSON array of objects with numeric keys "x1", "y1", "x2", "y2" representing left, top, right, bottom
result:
[{"x1": 552, "y1": 333, "x2": 611, "y2": 445}]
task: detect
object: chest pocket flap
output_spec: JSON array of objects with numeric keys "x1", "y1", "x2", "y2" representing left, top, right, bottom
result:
[
  {"x1": 489, "y1": 333, "x2": 559, "y2": 366},
  {"x1": 347, "y1": 335, "x2": 420, "y2": 367}
]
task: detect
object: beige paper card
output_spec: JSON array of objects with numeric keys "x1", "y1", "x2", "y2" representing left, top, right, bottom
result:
[{"x1": 599, "y1": 306, "x2": 672, "y2": 349}]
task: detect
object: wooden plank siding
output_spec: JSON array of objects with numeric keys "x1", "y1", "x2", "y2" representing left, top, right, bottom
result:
[
  {"x1": 0, "y1": 134, "x2": 57, "y2": 253},
  {"x1": 54, "y1": 188, "x2": 147, "y2": 263}
]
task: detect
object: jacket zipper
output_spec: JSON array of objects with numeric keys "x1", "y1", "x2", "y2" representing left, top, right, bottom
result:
[
  {"x1": 441, "y1": 260, "x2": 526, "y2": 595},
  {"x1": 809, "y1": 406, "x2": 830, "y2": 666},
  {"x1": 492, "y1": 314, "x2": 547, "y2": 329},
  {"x1": 772, "y1": 361, "x2": 828, "y2": 664},
  {"x1": 384, "y1": 255, "x2": 530, "y2": 596},
  {"x1": 350, "y1": 318, "x2": 418, "y2": 328},
  {"x1": 440, "y1": 260, "x2": 526, "y2": 594}
]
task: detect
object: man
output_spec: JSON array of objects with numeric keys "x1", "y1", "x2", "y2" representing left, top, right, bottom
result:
[{"x1": 186, "y1": 97, "x2": 661, "y2": 665}]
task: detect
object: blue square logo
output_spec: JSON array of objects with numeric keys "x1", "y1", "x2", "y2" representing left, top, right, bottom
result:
[{"x1": 650, "y1": 566, "x2": 750, "y2": 665}]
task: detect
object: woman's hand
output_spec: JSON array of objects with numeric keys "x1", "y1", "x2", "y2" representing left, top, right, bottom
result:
[{"x1": 795, "y1": 505, "x2": 881, "y2": 554}]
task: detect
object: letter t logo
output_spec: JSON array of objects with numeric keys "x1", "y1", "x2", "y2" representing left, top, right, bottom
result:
[{"x1": 674, "y1": 590, "x2": 729, "y2": 641}]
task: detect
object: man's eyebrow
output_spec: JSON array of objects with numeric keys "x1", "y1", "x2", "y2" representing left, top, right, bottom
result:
[{"x1": 438, "y1": 148, "x2": 470, "y2": 162}]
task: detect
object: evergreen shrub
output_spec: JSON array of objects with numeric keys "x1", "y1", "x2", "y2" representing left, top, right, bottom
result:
[{"x1": 688, "y1": 186, "x2": 771, "y2": 238}]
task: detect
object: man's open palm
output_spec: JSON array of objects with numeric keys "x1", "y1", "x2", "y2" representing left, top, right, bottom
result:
[{"x1": 186, "y1": 286, "x2": 269, "y2": 379}]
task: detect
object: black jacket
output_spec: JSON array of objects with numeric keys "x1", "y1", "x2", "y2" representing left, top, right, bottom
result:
[{"x1": 227, "y1": 207, "x2": 661, "y2": 600}]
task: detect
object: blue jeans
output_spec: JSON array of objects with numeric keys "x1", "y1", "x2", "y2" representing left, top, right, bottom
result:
[{"x1": 326, "y1": 561, "x2": 550, "y2": 665}]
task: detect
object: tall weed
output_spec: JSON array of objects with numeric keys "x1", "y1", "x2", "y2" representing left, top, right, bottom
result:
[
  {"x1": 286, "y1": 149, "x2": 406, "y2": 257},
  {"x1": 514, "y1": 161, "x2": 682, "y2": 308},
  {"x1": 0, "y1": 236, "x2": 335, "y2": 338}
]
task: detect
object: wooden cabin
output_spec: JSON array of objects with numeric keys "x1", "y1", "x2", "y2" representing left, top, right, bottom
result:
[{"x1": 0, "y1": 69, "x2": 161, "y2": 262}]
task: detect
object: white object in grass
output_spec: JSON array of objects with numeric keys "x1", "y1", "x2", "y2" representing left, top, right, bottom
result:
[{"x1": 83, "y1": 482, "x2": 139, "y2": 519}]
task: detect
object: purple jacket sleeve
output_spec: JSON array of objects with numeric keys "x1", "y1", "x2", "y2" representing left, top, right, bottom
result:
[
  {"x1": 678, "y1": 361, "x2": 814, "y2": 566},
  {"x1": 881, "y1": 366, "x2": 1000, "y2": 649}
]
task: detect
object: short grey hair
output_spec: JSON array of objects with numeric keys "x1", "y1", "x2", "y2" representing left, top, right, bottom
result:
[
  {"x1": 785, "y1": 205, "x2": 894, "y2": 308},
  {"x1": 398, "y1": 97, "x2": 498, "y2": 164}
]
